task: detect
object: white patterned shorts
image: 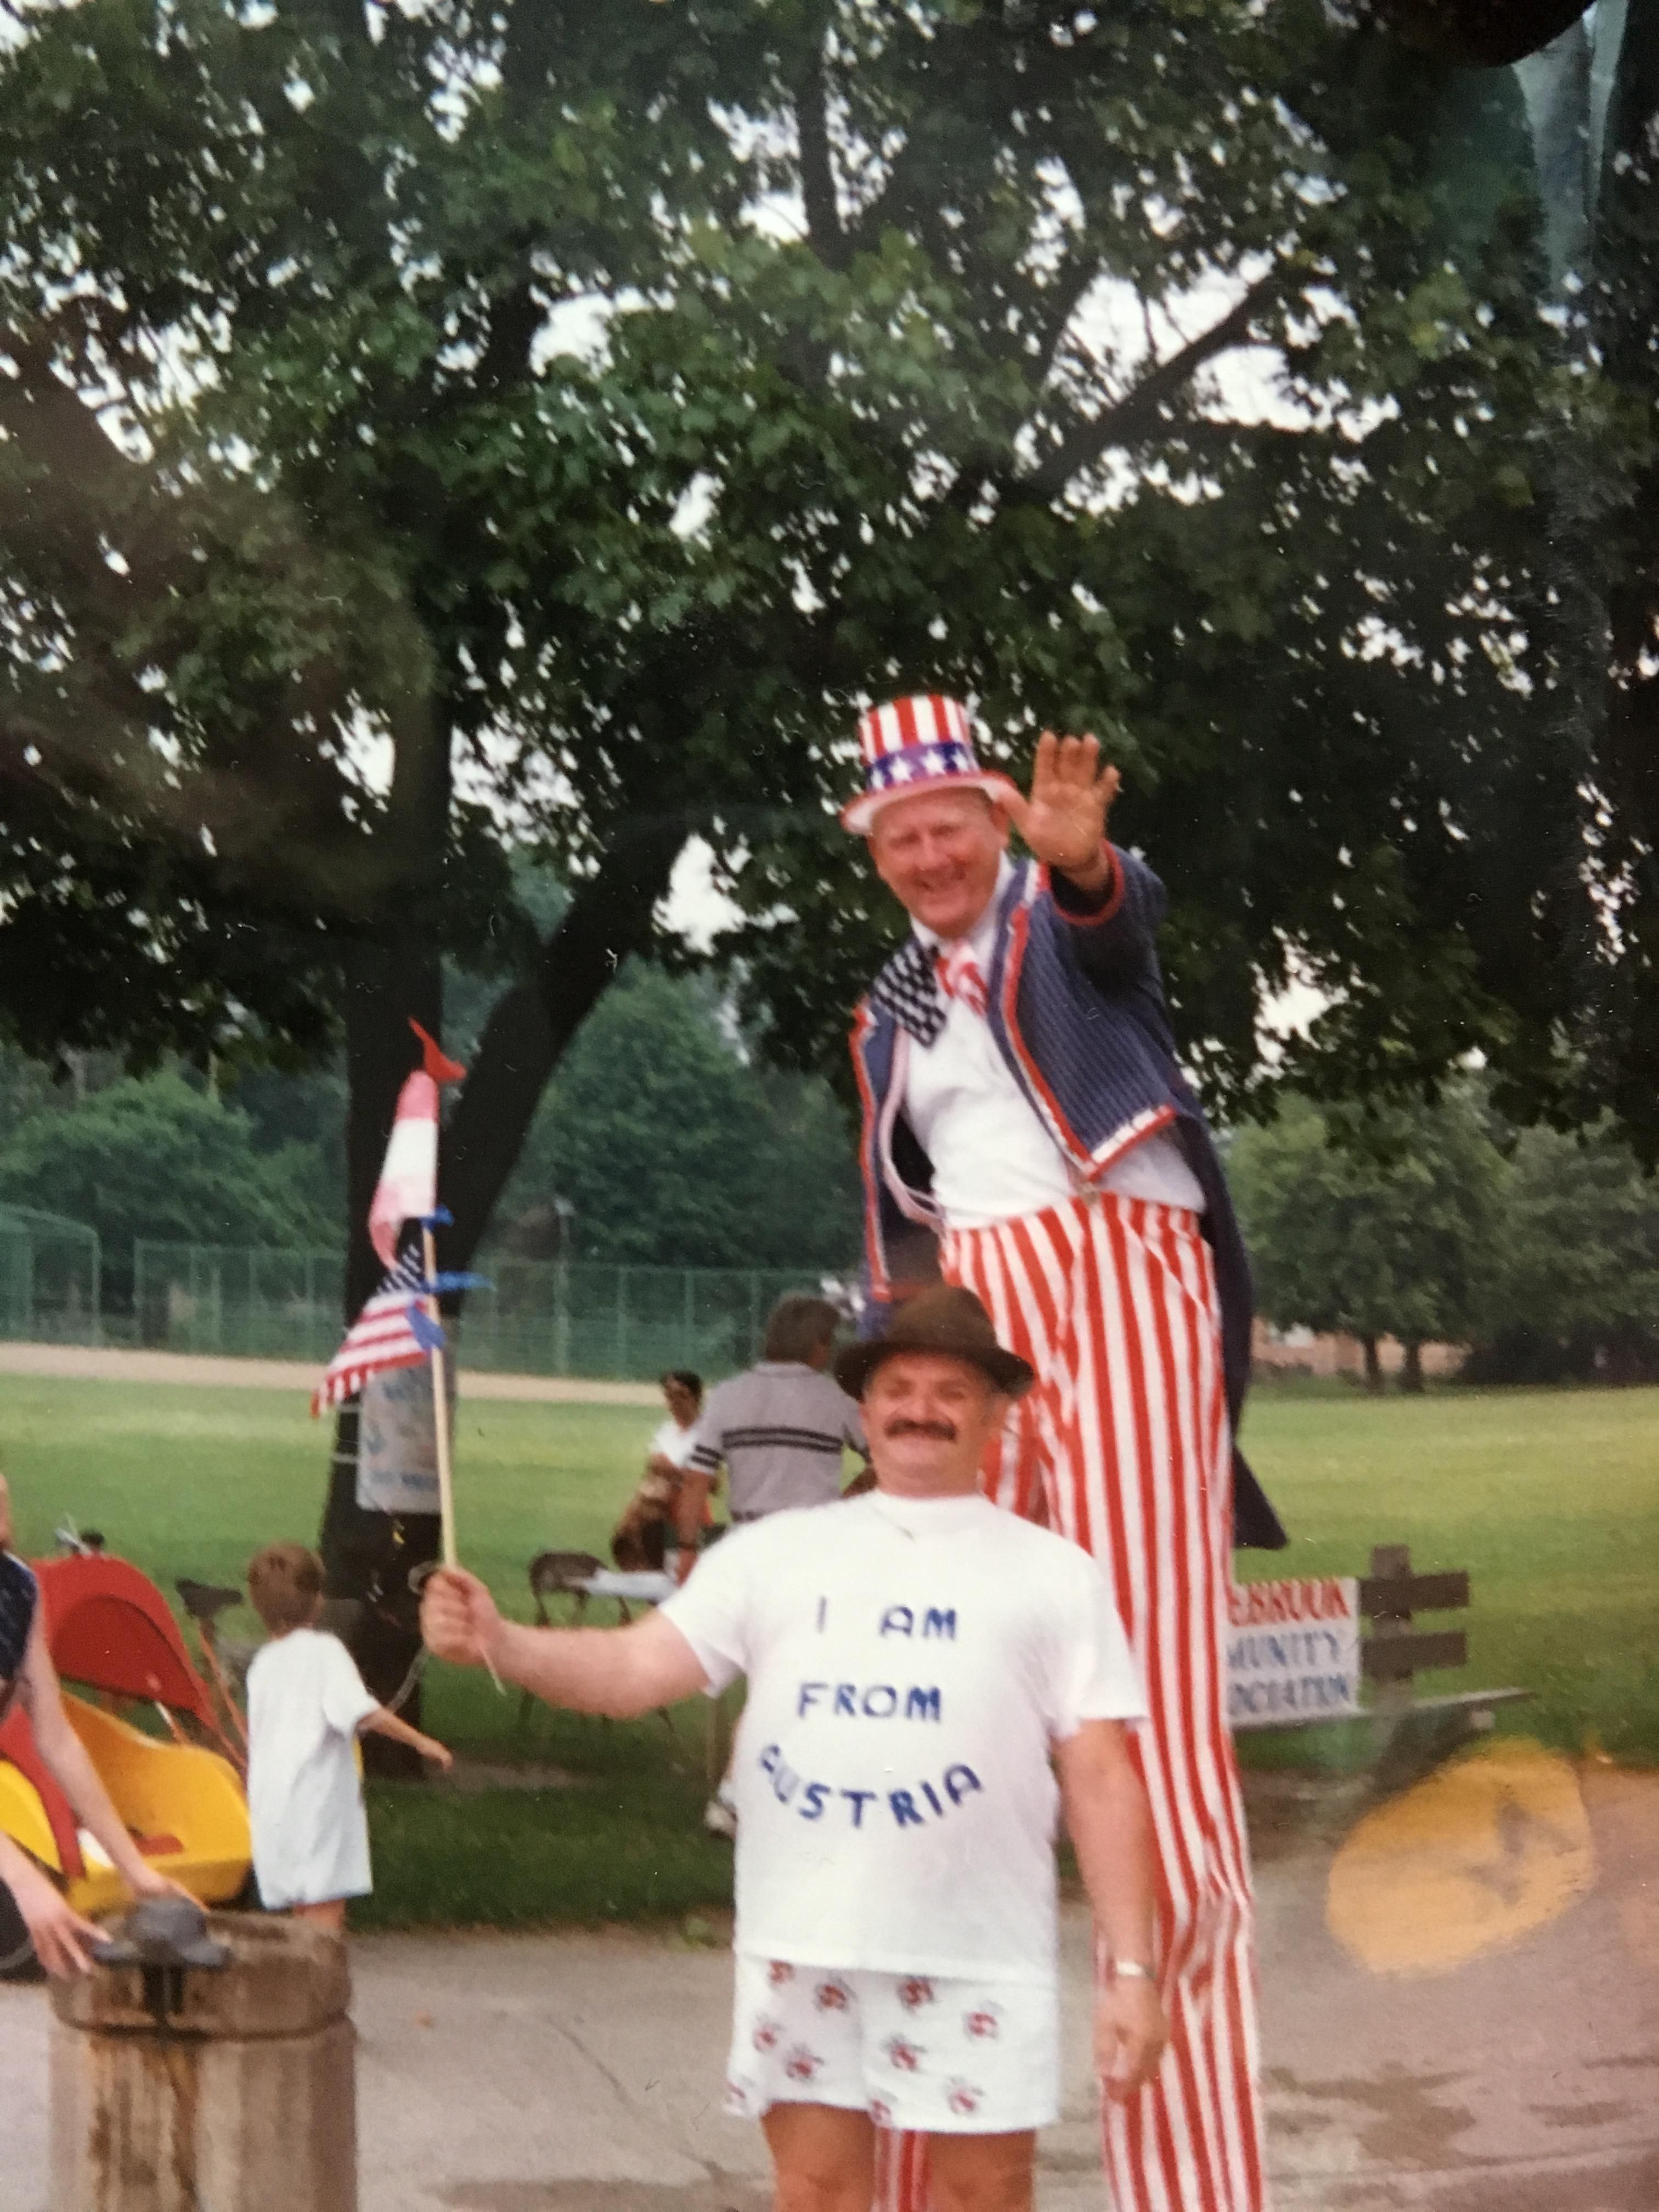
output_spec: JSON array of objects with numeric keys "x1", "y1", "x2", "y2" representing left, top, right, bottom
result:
[{"x1": 723, "y1": 1955, "x2": 1059, "y2": 2134}]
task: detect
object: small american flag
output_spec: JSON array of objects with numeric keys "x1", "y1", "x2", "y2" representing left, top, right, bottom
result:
[{"x1": 311, "y1": 1245, "x2": 444, "y2": 1417}]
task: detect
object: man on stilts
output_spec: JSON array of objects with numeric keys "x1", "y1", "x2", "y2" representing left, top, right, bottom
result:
[{"x1": 843, "y1": 697, "x2": 1286, "y2": 2212}]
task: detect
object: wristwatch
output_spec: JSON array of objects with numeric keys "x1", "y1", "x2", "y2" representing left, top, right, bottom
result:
[{"x1": 1113, "y1": 1960, "x2": 1155, "y2": 1982}]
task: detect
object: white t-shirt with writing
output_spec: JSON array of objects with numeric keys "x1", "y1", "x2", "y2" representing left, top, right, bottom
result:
[
  {"x1": 661, "y1": 1489, "x2": 1146, "y2": 1984},
  {"x1": 246, "y1": 1628, "x2": 381, "y2": 1910}
]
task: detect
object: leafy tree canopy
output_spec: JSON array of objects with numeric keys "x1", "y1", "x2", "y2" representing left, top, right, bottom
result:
[
  {"x1": 1230, "y1": 1087, "x2": 1505, "y2": 1377},
  {"x1": 0, "y1": 960, "x2": 865, "y2": 1275},
  {"x1": 0, "y1": 0, "x2": 1651, "y2": 1212},
  {"x1": 1232, "y1": 1084, "x2": 1659, "y2": 1383},
  {"x1": 1479, "y1": 1119, "x2": 1659, "y2": 1382},
  {"x1": 0, "y1": 1071, "x2": 334, "y2": 1277},
  {"x1": 495, "y1": 962, "x2": 862, "y2": 1269}
]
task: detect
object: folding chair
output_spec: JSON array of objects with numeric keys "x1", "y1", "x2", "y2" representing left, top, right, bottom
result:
[
  {"x1": 526, "y1": 1550, "x2": 608, "y2": 1628},
  {"x1": 520, "y1": 1550, "x2": 679, "y2": 1741}
]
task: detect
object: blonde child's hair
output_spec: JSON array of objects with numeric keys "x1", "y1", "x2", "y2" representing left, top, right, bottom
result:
[{"x1": 246, "y1": 1542, "x2": 325, "y2": 1633}]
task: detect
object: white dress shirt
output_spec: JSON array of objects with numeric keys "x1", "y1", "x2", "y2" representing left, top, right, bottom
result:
[{"x1": 905, "y1": 864, "x2": 1206, "y2": 1231}]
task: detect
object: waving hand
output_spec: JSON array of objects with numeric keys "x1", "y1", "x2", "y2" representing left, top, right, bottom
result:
[{"x1": 1001, "y1": 733, "x2": 1119, "y2": 889}]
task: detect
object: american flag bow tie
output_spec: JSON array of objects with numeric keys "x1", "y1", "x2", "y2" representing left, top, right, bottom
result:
[{"x1": 871, "y1": 937, "x2": 988, "y2": 1045}]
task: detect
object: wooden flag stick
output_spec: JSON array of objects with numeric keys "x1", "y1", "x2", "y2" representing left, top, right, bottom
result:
[
  {"x1": 421, "y1": 1221, "x2": 504, "y2": 1694},
  {"x1": 421, "y1": 1223, "x2": 459, "y2": 1571}
]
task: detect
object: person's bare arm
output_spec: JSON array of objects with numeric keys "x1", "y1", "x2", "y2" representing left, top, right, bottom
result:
[
  {"x1": 0, "y1": 1826, "x2": 104, "y2": 1977},
  {"x1": 18, "y1": 1615, "x2": 176, "y2": 1903},
  {"x1": 358, "y1": 1706, "x2": 452, "y2": 1769},
  {"x1": 421, "y1": 1568, "x2": 710, "y2": 1718},
  {"x1": 673, "y1": 1469, "x2": 714, "y2": 1557},
  {"x1": 1055, "y1": 1718, "x2": 1169, "y2": 2100}
]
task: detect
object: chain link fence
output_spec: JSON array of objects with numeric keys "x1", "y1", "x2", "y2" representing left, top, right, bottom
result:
[
  {"x1": 0, "y1": 1206, "x2": 102, "y2": 1344},
  {"x1": 130, "y1": 1242, "x2": 857, "y2": 1381}
]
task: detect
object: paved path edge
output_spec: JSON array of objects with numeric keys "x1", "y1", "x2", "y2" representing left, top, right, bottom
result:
[{"x1": 0, "y1": 1340, "x2": 661, "y2": 1406}]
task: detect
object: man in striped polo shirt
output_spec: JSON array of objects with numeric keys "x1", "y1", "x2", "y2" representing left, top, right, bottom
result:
[
  {"x1": 844, "y1": 701, "x2": 1285, "y2": 2212},
  {"x1": 676, "y1": 1294, "x2": 870, "y2": 1837}
]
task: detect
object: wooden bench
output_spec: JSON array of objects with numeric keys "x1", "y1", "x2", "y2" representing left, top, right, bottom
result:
[
  {"x1": 1358, "y1": 1543, "x2": 1531, "y2": 1786},
  {"x1": 1358, "y1": 1543, "x2": 1527, "y2": 1721}
]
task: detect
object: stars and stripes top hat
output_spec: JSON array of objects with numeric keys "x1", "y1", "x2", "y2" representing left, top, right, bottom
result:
[{"x1": 839, "y1": 695, "x2": 1019, "y2": 834}]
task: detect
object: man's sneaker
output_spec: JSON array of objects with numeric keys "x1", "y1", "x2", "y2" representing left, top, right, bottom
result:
[{"x1": 703, "y1": 1793, "x2": 738, "y2": 1841}]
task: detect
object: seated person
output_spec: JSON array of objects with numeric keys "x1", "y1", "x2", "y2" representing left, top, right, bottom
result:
[{"x1": 612, "y1": 1369, "x2": 705, "y2": 1572}]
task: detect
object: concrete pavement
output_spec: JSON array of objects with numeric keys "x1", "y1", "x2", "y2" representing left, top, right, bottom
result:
[
  {"x1": 1255, "y1": 1757, "x2": 1659, "y2": 2210},
  {"x1": 3, "y1": 1749, "x2": 1655, "y2": 2210}
]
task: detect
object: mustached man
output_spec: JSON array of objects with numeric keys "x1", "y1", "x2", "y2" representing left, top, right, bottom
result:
[
  {"x1": 422, "y1": 1286, "x2": 1166, "y2": 2212},
  {"x1": 844, "y1": 699, "x2": 1284, "y2": 2212}
]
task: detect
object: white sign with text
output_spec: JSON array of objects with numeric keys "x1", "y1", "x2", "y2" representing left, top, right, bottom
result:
[
  {"x1": 356, "y1": 1358, "x2": 456, "y2": 1516},
  {"x1": 1226, "y1": 1576, "x2": 1362, "y2": 1729}
]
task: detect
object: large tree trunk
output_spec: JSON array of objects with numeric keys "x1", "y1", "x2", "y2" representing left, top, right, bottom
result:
[
  {"x1": 1361, "y1": 1334, "x2": 1384, "y2": 1392},
  {"x1": 318, "y1": 705, "x2": 450, "y2": 1776},
  {"x1": 1400, "y1": 1338, "x2": 1426, "y2": 1392}
]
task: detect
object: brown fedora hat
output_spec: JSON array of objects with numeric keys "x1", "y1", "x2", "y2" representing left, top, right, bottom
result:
[{"x1": 834, "y1": 1285, "x2": 1035, "y2": 1402}]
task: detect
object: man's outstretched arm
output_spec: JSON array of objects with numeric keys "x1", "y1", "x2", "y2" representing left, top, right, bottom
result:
[
  {"x1": 1001, "y1": 733, "x2": 1166, "y2": 986},
  {"x1": 421, "y1": 1567, "x2": 709, "y2": 1718}
]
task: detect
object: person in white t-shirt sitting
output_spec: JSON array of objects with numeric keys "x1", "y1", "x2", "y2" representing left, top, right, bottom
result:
[
  {"x1": 421, "y1": 1287, "x2": 1167, "y2": 2212},
  {"x1": 245, "y1": 1543, "x2": 452, "y2": 1933},
  {"x1": 612, "y1": 1369, "x2": 706, "y2": 1573}
]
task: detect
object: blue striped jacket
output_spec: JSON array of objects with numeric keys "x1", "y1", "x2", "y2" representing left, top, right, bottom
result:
[{"x1": 849, "y1": 849, "x2": 1285, "y2": 1550}]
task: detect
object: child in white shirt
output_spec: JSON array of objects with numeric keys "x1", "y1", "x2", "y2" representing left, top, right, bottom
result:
[{"x1": 245, "y1": 1542, "x2": 451, "y2": 1932}]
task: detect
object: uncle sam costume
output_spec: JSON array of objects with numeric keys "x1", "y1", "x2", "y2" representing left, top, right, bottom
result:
[{"x1": 846, "y1": 696, "x2": 1285, "y2": 2212}]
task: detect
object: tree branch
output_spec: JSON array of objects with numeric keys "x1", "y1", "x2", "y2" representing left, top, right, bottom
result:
[
  {"x1": 1022, "y1": 248, "x2": 1113, "y2": 384},
  {"x1": 437, "y1": 812, "x2": 690, "y2": 1269},
  {"x1": 474, "y1": 270, "x2": 546, "y2": 398},
  {"x1": 1018, "y1": 264, "x2": 1290, "y2": 501},
  {"x1": 797, "y1": 29, "x2": 849, "y2": 273}
]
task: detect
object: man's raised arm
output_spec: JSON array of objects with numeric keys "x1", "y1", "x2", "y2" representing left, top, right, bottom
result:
[
  {"x1": 420, "y1": 1568, "x2": 709, "y2": 1718},
  {"x1": 1002, "y1": 733, "x2": 1165, "y2": 986}
]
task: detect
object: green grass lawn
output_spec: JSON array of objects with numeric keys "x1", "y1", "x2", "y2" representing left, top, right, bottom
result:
[
  {"x1": 1233, "y1": 1383, "x2": 1659, "y2": 1768},
  {"x1": 0, "y1": 1375, "x2": 745, "y2": 1929},
  {"x1": 2, "y1": 1372, "x2": 1655, "y2": 1927}
]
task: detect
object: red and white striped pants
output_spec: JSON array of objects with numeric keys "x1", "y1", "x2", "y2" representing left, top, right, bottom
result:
[{"x1": 874, "y1": 1191, "x2": 1265, "y2": 2212}]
